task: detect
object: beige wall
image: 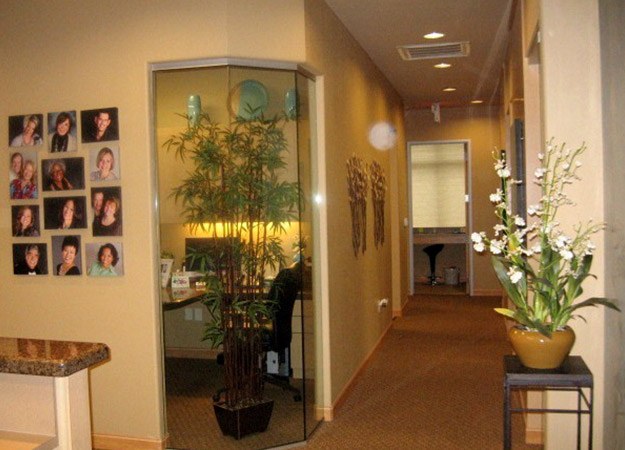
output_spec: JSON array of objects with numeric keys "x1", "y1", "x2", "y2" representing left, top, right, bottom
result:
[
  {"x1": 0, "y1": 0, "x2": 306, "y2": 443},
  {"x1": 304, "y1": 1, "x2": 407, "y2": 405},
  {"x1": 404, "y1": 106, "x2": 502, "y2": 294},
  {"x1": 0, "y1": 0, "x2": 409, "y2": 441},
  {"x1": 599, "y1": 1, "x2": 625, "y2": 447},
  {"x1": 537, "y1": 1, "x2": 610, "y2": 448}
]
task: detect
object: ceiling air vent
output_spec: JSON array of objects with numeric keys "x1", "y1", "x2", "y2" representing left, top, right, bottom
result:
[{"x1": 397, "y1": 41, "x2": 470, "y2": 61}]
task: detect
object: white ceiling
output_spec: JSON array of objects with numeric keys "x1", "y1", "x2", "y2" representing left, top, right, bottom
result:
[{"x1": 324, "y1": 0, "x2": 514, "y2": 110}]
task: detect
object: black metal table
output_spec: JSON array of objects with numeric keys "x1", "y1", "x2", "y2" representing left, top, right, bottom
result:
[{"x1": 503, "y1": 355, "x2": 593, "y2": 450}]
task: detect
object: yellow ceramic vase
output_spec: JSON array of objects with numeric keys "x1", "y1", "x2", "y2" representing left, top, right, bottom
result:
[{"x1": 508, "y1": 326, "x2": 575, "y2": 369}]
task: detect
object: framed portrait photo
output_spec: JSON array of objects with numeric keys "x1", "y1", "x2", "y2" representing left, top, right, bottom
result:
[
  {"x1": 48, "y1": 111, "x2": 78, "y2": 152},
  {"x1": 13, "y1": 243, "x2": 48, "y2": 276},
  {"x1": 161, "y1": 258, "x2": 174, "y2": 288},
  {"x1": 91, "y1": 186, "x2": 122, "y2": 237},
  {"x1": 8, "y1": 114, "x2": 44, "y2": 147},
  {"x1": 51, "y1": 235, "x2": 82, "y2": 276},
  {"x1": 86, "y1": 242, "x2": 124, "y2": 276},
  {"x1": 89, "y1": 144, "x2": 120, "y2": 181},
  {"x1": 43, "y1": 196, "x2": 87, "y2": 230},
  {"x1": 11, "y1": 204, "x2": 41, "y2": 237},
  {"x1": 81, "y1": 107, "x2": 119, "y2": 143},
  {"x1": 42, "y1": 157, "x2": 85, "y2": 192},
  {"x1": 9, "y1": 149, "x2": 39, "y2": 200}
]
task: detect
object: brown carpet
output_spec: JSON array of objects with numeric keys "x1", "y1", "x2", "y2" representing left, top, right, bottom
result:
[
  {"x1": 165, "y1": 357, "x2": 311, "y2": 449},
  {"x1": 165, "y1": 295, "x2": 541, "y2": 449},
  {"x1": 304, "y1": 295, "x2": 542, "y2": 449}
]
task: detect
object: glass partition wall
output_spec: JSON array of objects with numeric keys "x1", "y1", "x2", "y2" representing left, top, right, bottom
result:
[{"x1": 154, "y1": 64, "x2": 318, "y2": 449}]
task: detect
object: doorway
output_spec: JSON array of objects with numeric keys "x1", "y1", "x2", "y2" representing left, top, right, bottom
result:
[{"x1": 407, "y1": 140, "x2": 471, "y2": 295}]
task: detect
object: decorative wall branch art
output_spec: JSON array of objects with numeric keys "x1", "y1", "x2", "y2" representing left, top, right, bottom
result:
[
  {"x1": 346, "y1": 154, "x2": 368, "y2": 256},
  {"x1": 370, "y1": 160, "x2": 387, "y2": 248}
]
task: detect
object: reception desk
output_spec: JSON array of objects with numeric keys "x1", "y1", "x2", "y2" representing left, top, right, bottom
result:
[
  {"x1": 0, "y1": 337, "x2": 109, "y2": 450},
  {"x1": 162, "y1": 286, "x2": 205, "y2": 311}
]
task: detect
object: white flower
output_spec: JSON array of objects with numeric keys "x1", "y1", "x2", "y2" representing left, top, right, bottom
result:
[
  {"x1": 507, "y1": 267, "x2": 523, "y2": 284},
  {"x1": 585, "y1": 242, "x2": 596, "y2": 255},
  {"x1": 560, "y1": 249, "x2": 574, "y2": 260},
  {"x1": 531, "y1": 244, "x2": 542, "y2": 254},
  {"x1": 471, "y1": 232, "x2": 483, "y2": 243},
  {"x1": 489, "y1": 191, "x2": 502, "y2": 203},
  {"x1": 555, "y1": 235, "x2": 570, "y2": 248},
  {"x1": 534, "y1": 167, "x2": 547, "y2": 178},
  {"x1": 538, "y1": 153, "x2": 544, "y2": 160},
  {"x1": 497, "y1": 167, "x2": 511, "y2": 178},
  {"x1": 514, "y1": 216, "x2": 526, "y2": 227},
  {"x1": 490, "y1": 240, "x2": 503, "y2": 255},
  {"x1": 473, "y1": 242, "x2": 485, "y2": 252}
]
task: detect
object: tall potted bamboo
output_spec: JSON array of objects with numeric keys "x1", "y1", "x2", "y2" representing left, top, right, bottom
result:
[{"x1": 164, "y1": 111, "x2": 300, "y2": 438}]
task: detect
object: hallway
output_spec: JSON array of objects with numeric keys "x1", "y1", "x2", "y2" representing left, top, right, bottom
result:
[{"x1": 305, "y1": 295, "x2": 541, "y2": 449}]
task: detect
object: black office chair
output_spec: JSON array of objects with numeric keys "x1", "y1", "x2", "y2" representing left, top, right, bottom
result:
[
  {"x1": 264, "y1": 264, "x2": 303, "y2": 402},
  {"x1": 423, "y1": 244, "x2": 444, "y2": 285},
  {"x1": 212, "y1": 265, "x2": 303, "y2": 402}
]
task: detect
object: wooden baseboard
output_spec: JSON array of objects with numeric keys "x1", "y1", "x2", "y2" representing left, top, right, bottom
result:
[
  {"x1": 93, "y1": 434, "x2": 166, "y2": 450},
  {"x1": 525, "y1": 429, "x2": 543, "y2": 445},
  {"x1": 0, "y1": 431, "x2": 57, "y2": 450},
  {"x1": 328, "y1": 319, "x2": 394, "y2": 420},
  {"x1": 471, "y1": 289, "x2": 502, "y2": 296},
  {"x1": 392, "y1": 295, "x2": 410, "y2": 318},
  {"x1": 164, "y1": 347, "x2": 219, "y2": 359}
]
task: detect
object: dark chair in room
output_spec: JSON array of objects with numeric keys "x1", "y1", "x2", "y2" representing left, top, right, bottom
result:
[
  {"x1": 264, "y1": 264, "x2": 303, "y2": 402},
  {"x1": 423, "y1": 244, "x2": 444, "y2": 285}
]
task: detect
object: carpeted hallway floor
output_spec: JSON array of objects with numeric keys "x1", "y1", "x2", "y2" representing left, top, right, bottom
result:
[
  {"x1": 304, "y1": 294, "x2": 542, "y2": 449},
  {"x1": 164, "y1": 294, "x2": 542, "y2": 449}
]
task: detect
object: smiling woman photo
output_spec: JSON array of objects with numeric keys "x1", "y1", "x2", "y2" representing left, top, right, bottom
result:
[
  {"x1": 10, "y1": 159, "x2": 38, "y2": 199},
  {"x1": 88, "y1": 243, "x2": 120, "y2": 276},
  {"x1": 49, "y1": 112, "x2": 77, "y2": 152},
  {"x1": 13, "y1": 205, "x2": 39, "y2": 237},
  {"x1": 90, "y1": 147, "x2": 118, "y2": 181},
  {"x1": 56, "y1": 235, "x2": 80, "y2": 276}
]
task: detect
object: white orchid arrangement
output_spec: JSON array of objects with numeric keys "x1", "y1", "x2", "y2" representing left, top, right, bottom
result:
[{"x1": 472, "y1": 140, "x2": 619, "y2": 336}]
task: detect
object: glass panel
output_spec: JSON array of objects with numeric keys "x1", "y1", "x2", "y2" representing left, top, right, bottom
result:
[
  {"x1": 294, "y1": 72, "x2": 320, "y2": 437},
  {"x1": 154, "y1": 63, "x2": 319, "y2": 449}
]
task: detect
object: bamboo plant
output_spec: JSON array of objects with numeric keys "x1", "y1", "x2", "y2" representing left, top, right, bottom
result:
[{"x1": 164, "y1": 111, "x2": 300, "y2": 408}]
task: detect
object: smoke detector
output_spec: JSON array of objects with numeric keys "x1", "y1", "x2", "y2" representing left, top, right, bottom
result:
[{"x1": 397, "y1": 41, "x2": 470, "y2": 61}]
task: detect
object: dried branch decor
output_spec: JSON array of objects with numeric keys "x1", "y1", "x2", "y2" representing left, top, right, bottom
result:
[
  {"x1": 346, "y1": 155, "x2": 368, "y2": 256},
  {"x1": 370, "y1": 160, "x2": 386, "y2": 248}
]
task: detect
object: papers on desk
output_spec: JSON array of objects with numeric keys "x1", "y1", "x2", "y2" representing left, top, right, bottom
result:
[{"x1": 171, "y1": 287, "x2": 197, "y2": 299}]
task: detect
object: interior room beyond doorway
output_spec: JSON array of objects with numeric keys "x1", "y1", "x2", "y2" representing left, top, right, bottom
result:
[{"x1": 409, "y1": 141, "x2": 470, "y2": 295}]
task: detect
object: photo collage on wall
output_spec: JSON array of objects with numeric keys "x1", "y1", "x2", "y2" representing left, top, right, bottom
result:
[{"x1": 8, "y1": 108, "x2": 124, "y2": 277}]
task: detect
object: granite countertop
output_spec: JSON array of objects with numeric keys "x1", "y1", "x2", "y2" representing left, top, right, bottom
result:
[{"x1": 0, "y1": 337, "x2": 110, "y2": 377}]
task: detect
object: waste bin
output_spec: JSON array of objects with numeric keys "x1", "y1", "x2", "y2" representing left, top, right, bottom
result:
[{"x1": 444, "y1": 267, "x2": 460, "y2": 285}]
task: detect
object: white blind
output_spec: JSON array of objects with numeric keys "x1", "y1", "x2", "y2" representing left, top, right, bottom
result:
[{"x1": 411, "y1": 143, "x2": 466, "y2": 228}]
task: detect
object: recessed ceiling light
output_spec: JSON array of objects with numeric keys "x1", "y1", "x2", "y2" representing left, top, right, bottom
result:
[
  {"x1": 471, "y1": 99, "x2": 484, "y2": 104},
  {"x1": 424, "y1": 32, "x2": 445, "y2": 40},
  {"x1": 442, "y1": 87, "x2": 456, "y2": 92},
  {"x1": 434, "y1": 63, "x2": 451, "y2": 69}
]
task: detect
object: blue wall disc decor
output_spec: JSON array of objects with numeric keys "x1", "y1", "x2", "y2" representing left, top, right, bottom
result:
[{"x1": 228, "y1": 79, "x2": 268, "y2": 120}]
